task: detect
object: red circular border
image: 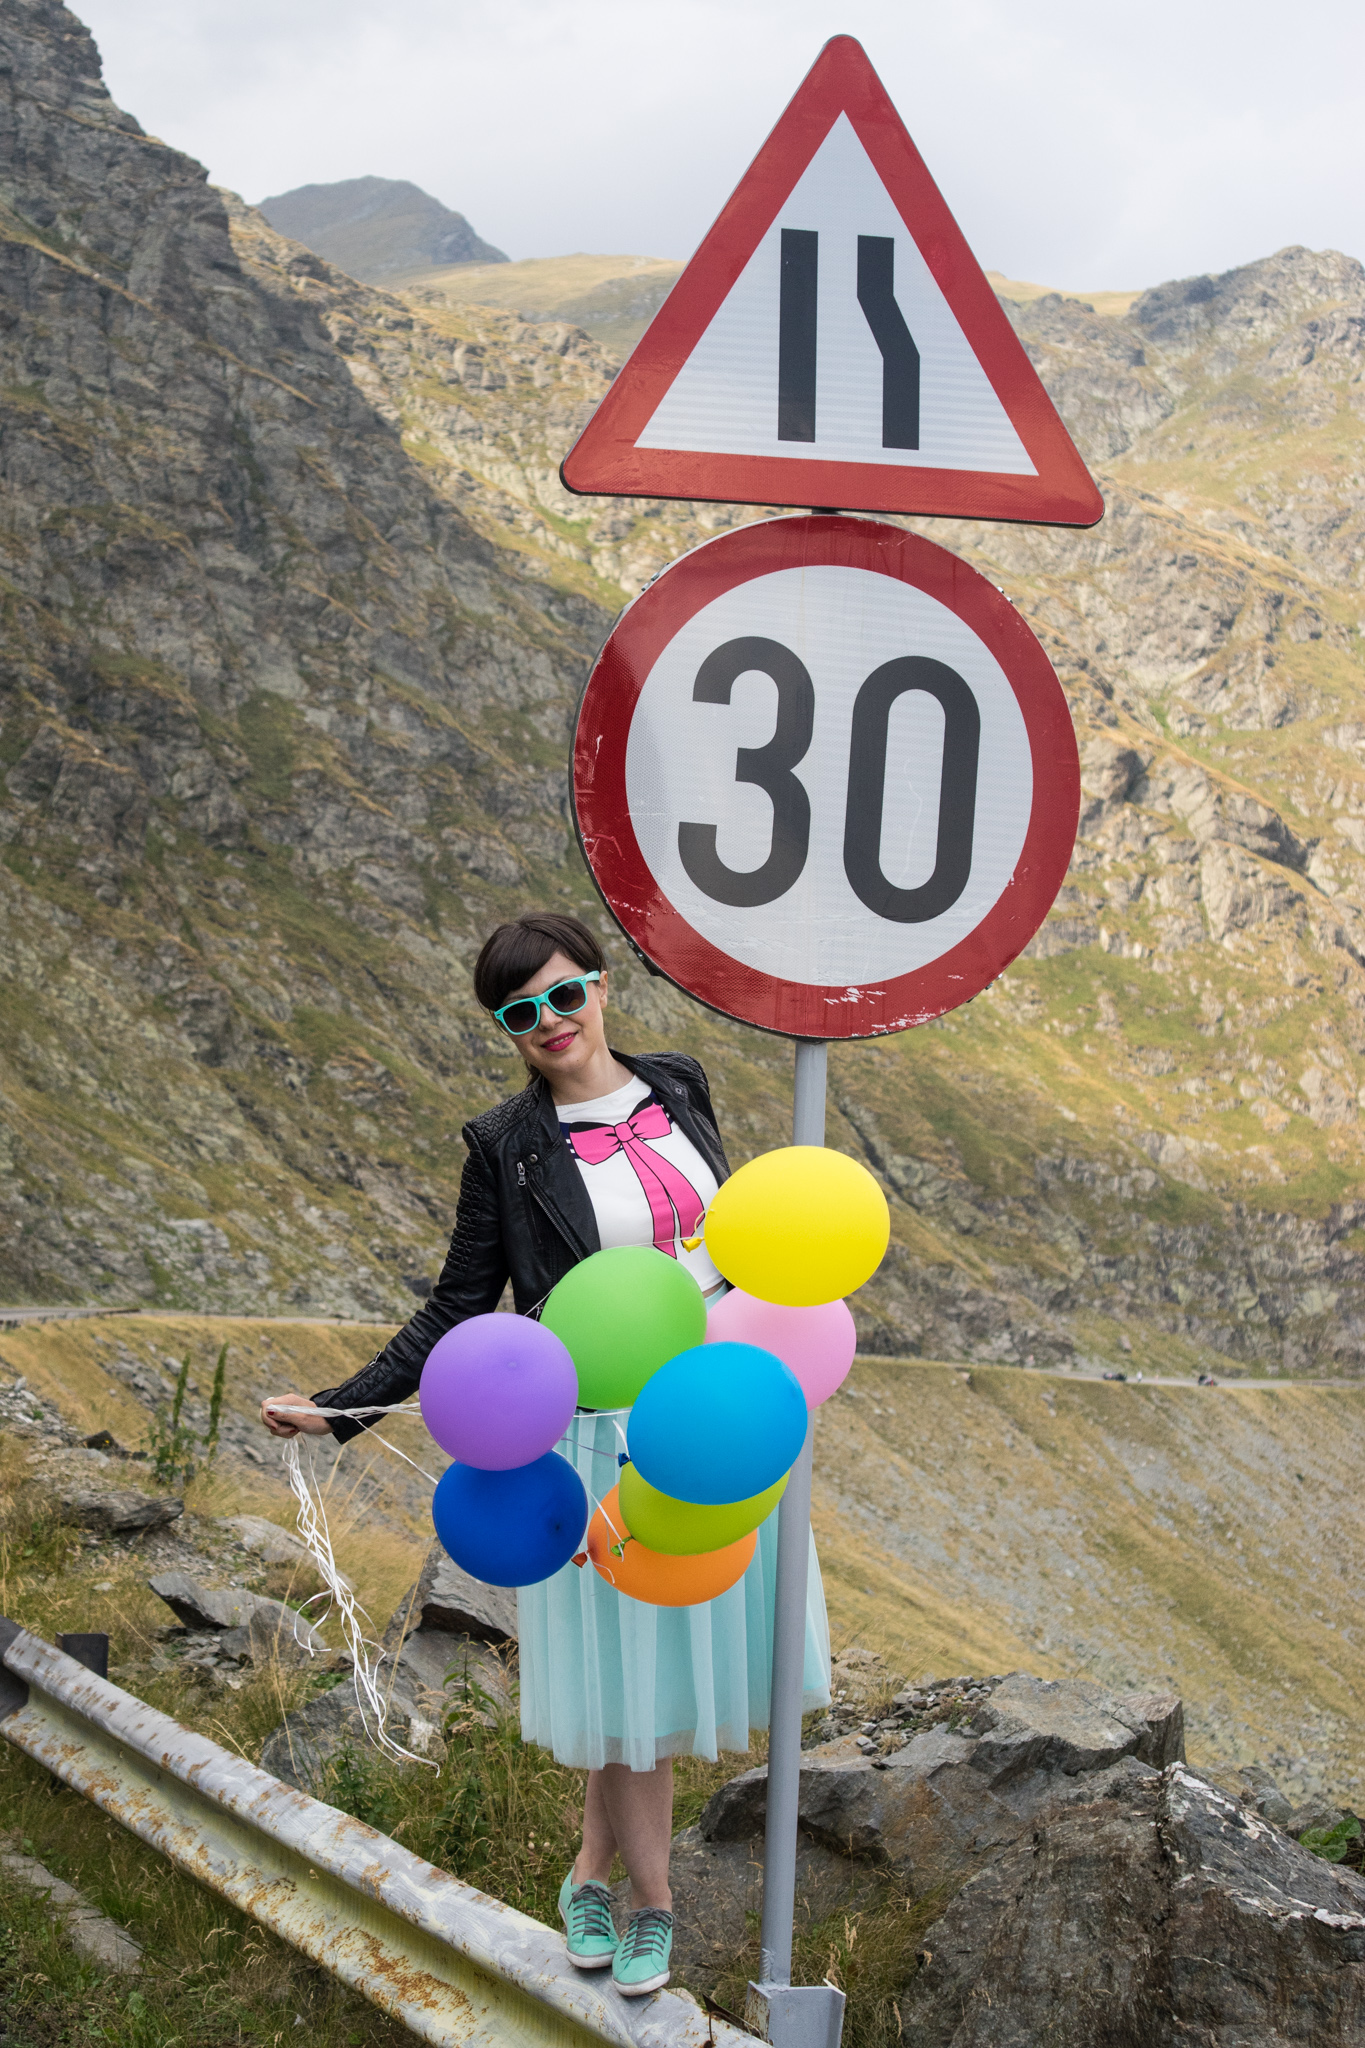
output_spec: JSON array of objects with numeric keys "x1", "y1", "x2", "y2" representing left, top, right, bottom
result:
[{"x1": 572, "y1": 515, "x2": 1079, "y2": 1040}]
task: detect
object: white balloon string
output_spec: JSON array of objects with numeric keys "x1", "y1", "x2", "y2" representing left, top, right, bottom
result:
[
  {"x1": 281, "y1": 1435, "x2": 438, "y2": 1771},
  {"x1": 265, "y1": 1402, "x2": 425, "y2": 1419},
  {"x1": 271, "y1": 1397, "x2": 635, "y2": 1764},
  {"x1": 365, "y1": 1433, "x2": 443, "y2": 1487}
]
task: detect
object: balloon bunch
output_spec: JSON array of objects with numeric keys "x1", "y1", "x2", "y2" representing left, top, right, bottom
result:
[
  {"x1": 595, "y1": 1147, "x2": 888, "y2": 1604},
  {"x1": 421, "y1": 1145, "x2": 889, "y2": 1599}
]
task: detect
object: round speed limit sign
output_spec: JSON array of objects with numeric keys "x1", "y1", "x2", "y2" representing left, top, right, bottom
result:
[{"x1": 573, "y1": 515, "x2": 1078, "y2": 1039}]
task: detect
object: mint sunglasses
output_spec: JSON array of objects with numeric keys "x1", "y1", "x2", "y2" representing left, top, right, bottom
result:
[{"x1": 493, "y1": 970, "x2": 601, "y2": 1037}]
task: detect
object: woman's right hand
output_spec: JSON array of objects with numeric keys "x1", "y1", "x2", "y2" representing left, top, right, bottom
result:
[{"x1": 260, "y1": 1392, "x2": 332, "y2": 1439}]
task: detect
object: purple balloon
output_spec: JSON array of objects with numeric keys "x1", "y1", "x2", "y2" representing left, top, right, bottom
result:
[{"x1": 420, "y1": 1314, "x2": 578, "y2": 1470}]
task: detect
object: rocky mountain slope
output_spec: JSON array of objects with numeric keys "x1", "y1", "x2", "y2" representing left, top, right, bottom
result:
[
  {"x1": 257, "y1": 175, "x2": 505, "y2": 280},
  {"x1": 4, "y1": 0, "x2": 1365, "y2": 1382}
]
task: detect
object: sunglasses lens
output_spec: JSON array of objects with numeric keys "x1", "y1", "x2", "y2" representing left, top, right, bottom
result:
[
  {"x1": 546, "y1": 980, "x2": 587, "y2": 1016},
  {"x1": 501, "y1": 1000, "x2": 539, "y2": 1034}
]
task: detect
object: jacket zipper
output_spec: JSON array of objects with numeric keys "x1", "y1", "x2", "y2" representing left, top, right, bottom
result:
[{"x1": 523, "y1": 1162, "x2": 589, "y2": 1260}]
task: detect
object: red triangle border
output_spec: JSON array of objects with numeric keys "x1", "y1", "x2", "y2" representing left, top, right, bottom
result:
[{"x1": 562, "y1": 37, "x2": 1103, "y2": 529}]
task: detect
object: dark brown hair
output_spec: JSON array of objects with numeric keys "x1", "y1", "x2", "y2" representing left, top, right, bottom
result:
[{"x1": 473, "y1": 913, "x2": 606, "y2": 1011}]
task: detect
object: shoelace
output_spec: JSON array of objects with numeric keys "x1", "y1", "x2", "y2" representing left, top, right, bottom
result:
[
  {"x1": 570, "y1": 1883, "x2": 616, "y2": 1941},
  {"x1": 621, "y1": 1907, "x2": 673, "y2": 1961}
]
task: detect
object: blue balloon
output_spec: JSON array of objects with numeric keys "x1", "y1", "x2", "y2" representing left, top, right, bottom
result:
[
  {"x1": 432, "y1": 1450, "x2": 588, "y2": 1587},
  {"x1": 627, "y1": 1342, "x2": 808, "y2": 1505}
]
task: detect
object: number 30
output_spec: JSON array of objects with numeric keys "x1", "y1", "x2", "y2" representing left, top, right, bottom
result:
[{"x1": 677, "y1": 636, "x2": 981, "y2": 923}]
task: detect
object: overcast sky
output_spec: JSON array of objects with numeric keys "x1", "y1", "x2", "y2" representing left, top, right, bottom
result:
[{"x1": 78, "y1": 0, "x2": 1363, "y2": 293}]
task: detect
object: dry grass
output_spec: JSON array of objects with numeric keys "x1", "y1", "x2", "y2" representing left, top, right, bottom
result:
[
  {"x1": 0, "y1": 1745, "x2": 413, "y2": 2048},
  {"x1": 985, "y1": 268, "x2": 1142, "y2": 317},
  {"x1": 815, "y1": 1360, "x2": 1365, "y2": 1802}
]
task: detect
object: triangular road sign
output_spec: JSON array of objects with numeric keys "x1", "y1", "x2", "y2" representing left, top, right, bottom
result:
[{"x1": 562, "y1": 37, "x2": 1103, "y2": 527}]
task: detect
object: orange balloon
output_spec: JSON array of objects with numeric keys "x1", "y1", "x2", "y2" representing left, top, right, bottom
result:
[{"x1": 586, "y1": 1485, "x2": 756, "y2": 1607}]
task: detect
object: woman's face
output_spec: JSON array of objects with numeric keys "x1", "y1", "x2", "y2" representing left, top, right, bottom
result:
[{"x1": 500, "y1": 948, "x2": 610, "y2": 1088}]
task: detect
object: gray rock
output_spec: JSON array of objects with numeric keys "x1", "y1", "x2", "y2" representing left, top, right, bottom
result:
[
  {"x1": 968, "y1": 1671, "x2": 1184, "y2": 1778},
  {"x1": 381, "y1": 1566, "x2": 515, "y2": 1710},
  {"x1": 1113, "y1": 1685, "x2": 1185, "y2": 1767},
  {"x1": 901, "y1": 1765, "x2": 1365, "y2": 2046},
  {"x1": 61, "y1": 1489, "x2": 182, "y2": 1535},
  {"x1": 609, "y1": 1826, "x2": 879, "y2": 1995},
  {"x1": 384, "y1": 1624, "x2": 510, "y2": 1706},
  {"x1": 150, "y1": 1571, "x2": 323, "y2": 1654},
  {"x1": 406, "y1": 1544, "x2": 517, "y2": 1644},
  {"x1": 218, "y1": 1514, "x2": 314, "y2": 1570},
  {"x1": 256, "y1": 1555, "x2": 514, "y2": 1786},
  {"x1": 1235, "y1": 1763, "x2": 1295, "y2": 1828},
  {"x1": 0, "y1": 1838, "x2": 142, "y2": 1971},
  {"x1": 1290, "y1": 1797, "x2": 1349, "y2": 1839},
  {"x1": 259, "y1": 1681, "x2": 442, "y2": 1792},
  {"x1": 700, "y1": 1675, "x2": 1181, "y2": 1892},
  {"x1": 150, "y1": 1570, "x2": 263, "y2": 1630}
]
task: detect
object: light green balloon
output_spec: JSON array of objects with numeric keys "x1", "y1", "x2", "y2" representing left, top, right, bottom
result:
[
  {"x1": 542, "y1": 1246, "x2": 707, "y2": 1409},
  {"x1": 619, "y1": 1460, "x2": 788, "y2": 1556}
]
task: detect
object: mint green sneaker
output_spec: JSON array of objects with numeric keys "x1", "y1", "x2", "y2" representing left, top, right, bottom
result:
[
  {"x1": 611, "y1": 1906, "x2": 673, "y2": 1996},
  {"x1": 558, "y1": 1872, "x2": 619, "y2": 1970}
]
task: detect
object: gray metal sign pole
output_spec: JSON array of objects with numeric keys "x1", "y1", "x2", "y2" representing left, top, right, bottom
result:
[{"x1": 748, "y1": 1040, "x2": 845, "y2": 2048}]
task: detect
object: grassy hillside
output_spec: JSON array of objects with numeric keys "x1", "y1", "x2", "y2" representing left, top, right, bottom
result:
[
  {"x1": 3, "y1": 1311, "x2": 1360, "y2": 1805},
  {"x1": 398, "y1": 251, "x2": 684, "y2": 354},
  {"x1": 985, "y1": 270, "x2": 1141, "y2": 319},
  {"x1": 817, "y1": 1356, "x2": 1365, "y2": 1807}
]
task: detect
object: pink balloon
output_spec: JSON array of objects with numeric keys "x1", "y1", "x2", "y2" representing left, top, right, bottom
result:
[
  {"x1": 705, "y1": 1289, "x2": 856, "y2": 1407},
  {"x1": 420, "y1": 1314, "x2": 578, "y2": 1469}
]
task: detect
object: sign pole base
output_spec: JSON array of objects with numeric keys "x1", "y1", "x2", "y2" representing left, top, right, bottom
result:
[{"x1": 752, "y1": 1041, "x2": 843, "y2": 2046}]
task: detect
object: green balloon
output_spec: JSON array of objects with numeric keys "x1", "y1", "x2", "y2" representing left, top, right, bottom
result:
[
  {"x1": 542, "y1": 1247, "x2": 707, "y2": 1408},
  {"x1": 619, "y1": 1459, "x2": 788, "y2": 1555}
]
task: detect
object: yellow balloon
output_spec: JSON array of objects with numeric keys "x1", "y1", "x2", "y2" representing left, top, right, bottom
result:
[
  {"x1": 619, "y1": 1461, "x2": 787, "y2": 1556},
  {"x1": 704, "y1": 1146, "x2": 889, "y2": 1306}
]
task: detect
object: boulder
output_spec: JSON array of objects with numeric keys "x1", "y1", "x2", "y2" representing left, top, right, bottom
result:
[
  {"x1": 62, "y1": 1489, "x2": 181, "y2": 1535},
  {"x1": 150, "y1": 1569, "x2": 263, "y2": 1630},
  {"x1": 255, "y1": 1551, "x2": 515, "y2": 1788},
  {"x1": 1233, "y1": 1762, "x2": 1295, "y2": 1828},
  {"x1": 699, "y1": 1674, "x2": 1182, "y2": 1893},
  {"x1": 149, "y1": 1571, "x2": 324, "y2": 1655},
  {"x1": 383, "y1": 1624, "x2": 510, "y2": 1706},
  {"x1": 610, "y1": 1827, "x2": 879, "y2": 1993},
  {"x1": 381, "y1": 1565, "x2": 514, "y2": 1709},
  {"x1": 259, "y1": 1680, "x2": 442, "y2": 1792},
  {"x1": 969, "y1": 1671, "x2": 1185, "y2": 1775},
  {"x1": 218, "y1": 1514, "x2": 315, "y2": 1570},
  {"x1": 406, "y1": 1543, "x2": 517, "y2": 1643},
  {"x1": 901, "y1": 1765, "x2": 1365, "y2": 2046}
]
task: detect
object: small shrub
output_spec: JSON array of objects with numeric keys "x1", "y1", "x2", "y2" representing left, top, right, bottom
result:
[
  {"x1": 147, "y1": 1344, "x2": 228, "y2": 1489},
  {"x1": 1301, "y1": 1814, "x2": 1364, "y2": 1868}
]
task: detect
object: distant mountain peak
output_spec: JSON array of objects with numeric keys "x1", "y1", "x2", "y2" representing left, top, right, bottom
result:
[{"x1": 257, "y1": 175, "x2": 506, "y2": 283}]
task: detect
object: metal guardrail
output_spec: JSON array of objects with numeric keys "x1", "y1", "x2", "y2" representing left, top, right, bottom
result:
[{"x1": 0, "y1": 1621, "x2": 749, "y2": 2048}]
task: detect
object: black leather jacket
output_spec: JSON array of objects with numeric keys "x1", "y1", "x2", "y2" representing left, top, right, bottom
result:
[{"x1": 314, "y1": 1049, "x2": 731, "y2": 1442}]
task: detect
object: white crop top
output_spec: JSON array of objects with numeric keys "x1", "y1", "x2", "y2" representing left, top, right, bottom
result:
[{"x1": 554, "y1": 1074, "x2": 724, "y2": 1295}]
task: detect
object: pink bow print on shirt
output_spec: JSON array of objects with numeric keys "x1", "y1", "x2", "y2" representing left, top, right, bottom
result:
[{"x1": 567, "y1": 1101, "x2": 705, "y2": 1257}]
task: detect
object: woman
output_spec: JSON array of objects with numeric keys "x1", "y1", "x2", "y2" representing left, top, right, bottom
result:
[{"x1": 261, "y1": 911, "x2": 830, "y2": 1996}]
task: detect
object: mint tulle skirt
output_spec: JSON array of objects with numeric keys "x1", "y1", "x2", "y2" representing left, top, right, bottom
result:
[{"x1": 517, "y1": 1407, "x2": 832, "y2": 1771}]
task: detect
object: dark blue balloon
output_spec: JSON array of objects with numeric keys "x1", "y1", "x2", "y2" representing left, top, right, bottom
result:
[
  {"x1": 432, "y1": 1450, "x2": 588, "y2": 1587},
  {"x1": 627, "y1": 1341, "x2": 808, "y2": 1505}
]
